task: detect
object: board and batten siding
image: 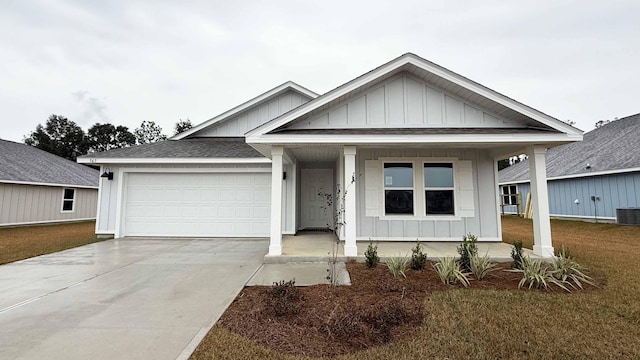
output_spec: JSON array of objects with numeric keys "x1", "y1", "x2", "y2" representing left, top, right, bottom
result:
[
  {"x1": 197, "y1": 90, "x2": 310, "y2": 137},
  {"x1": 502, "y1": 171, "x2": 640, "y2": 220},
  {"x1": 356, "y1": 148, "x2": 500, "y2": 241},
  {"x1": 0, "y1": 183, "x2": 97, "y2": 226},
  {"x1": 288, "y1": 73, "x2": 522, "y2": 130}
]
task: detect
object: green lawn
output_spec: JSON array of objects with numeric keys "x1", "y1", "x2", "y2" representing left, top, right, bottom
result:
[
  {"x1": 0, "y1": 221, "x2": 102, "y2": 265},
  {"x1": 191, "y1": 216, "x2": 640, "y2": 359}
]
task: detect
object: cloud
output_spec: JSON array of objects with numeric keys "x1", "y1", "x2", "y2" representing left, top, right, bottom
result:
[{"x1": 72, "y1": 90, "x2": 108, "y2": 125}]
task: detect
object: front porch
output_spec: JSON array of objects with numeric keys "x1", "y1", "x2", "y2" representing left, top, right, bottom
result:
[
  {"x1": 264, "y1": 232, "x2": 538, "y2": 263},
  {"x1": 267, "y1": 144, "x2": 556, "y2": 259}
]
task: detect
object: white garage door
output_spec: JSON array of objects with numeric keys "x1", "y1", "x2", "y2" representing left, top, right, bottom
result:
[{"x1": 123, "y1": 172, "x2": 271, "y2": 237}]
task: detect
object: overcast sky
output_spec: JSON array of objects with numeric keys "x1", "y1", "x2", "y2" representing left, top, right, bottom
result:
[{"x1": 1, "y1": 0, "x2": 638, "y2": 142}]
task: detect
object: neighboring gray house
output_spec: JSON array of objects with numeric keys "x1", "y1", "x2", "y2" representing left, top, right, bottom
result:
[
  {"x1": 499, "y1": 113, "x2": 640, "y2": 222},
  {"x1": 79, "y1": 53, "x2": 583, "y2": 258},
  {"x1": 0, "y1": 139, "x2": 99, "y2": 227}
]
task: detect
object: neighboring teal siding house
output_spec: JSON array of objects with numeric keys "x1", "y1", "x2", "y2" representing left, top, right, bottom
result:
[{"x1": 499, "y1": 113, "x2": 640, "y2": 222}]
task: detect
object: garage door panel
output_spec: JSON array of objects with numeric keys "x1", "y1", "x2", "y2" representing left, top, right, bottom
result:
[
  {"x1": 253, "y1": 206, "x2": 270, "y2": 219},
  {"x1": 123, "y1": 173, "x2": 271, "y2": 237}
]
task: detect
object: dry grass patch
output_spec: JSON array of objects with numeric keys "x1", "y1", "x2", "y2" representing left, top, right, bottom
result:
[
  {"x1": 0, "y1": 221, "x2": 101, "y2": 264},
  {"x1": 192, "y1": 217, "x2": 640, "y2": 359}
]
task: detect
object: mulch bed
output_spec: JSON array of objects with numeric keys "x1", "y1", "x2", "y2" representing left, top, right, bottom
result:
[{"x1": 217, "y1": 261, "x2": 602, "y2": 358}]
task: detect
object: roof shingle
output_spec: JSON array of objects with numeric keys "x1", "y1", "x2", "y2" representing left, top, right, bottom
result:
[
  {"x1": 499, "y1": 113, "x2": 640, "y2": 183},
  {"x1": 78, "y1": 138, "x2": 264, "y2": 159},
  {"x1": 0, "y1": 139, "x2": 98, "y2": 187}
]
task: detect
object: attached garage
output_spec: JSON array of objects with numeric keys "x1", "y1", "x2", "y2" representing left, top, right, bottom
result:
[{"x1": 122, "y1": 172, "x2": 271, "y2": 237}]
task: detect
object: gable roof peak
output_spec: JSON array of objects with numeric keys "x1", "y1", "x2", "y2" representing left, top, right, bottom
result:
[
  {"x1": 246, "y1": 53, "x2": 583, "y2": 138},
  {"x1": 172, "y1": 81, "x2": 318, "y2": 140}
]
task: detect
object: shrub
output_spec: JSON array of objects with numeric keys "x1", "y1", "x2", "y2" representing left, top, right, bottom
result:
[
  {"x1": 410, "y1": 240, "x2": 427, "y2": 270},
  {"x1": 551, "y1": 247, "x2": 595, "y2": 290},
  {"x1": 433, "y1": 257, "x2": 470, "y2": 287},
  {"x1": 470, "y1": 252, "x2": 497, "y2": 280},
  {"x1": 457, "y1": 233, "x2": 478, "y2": 272},
  {"x1": 386, "y1": 255, "x2": 409, "y2": 278},
  {"x1": 510, "y1": 256, "x2": 567, "y2": 291},
  {"x1": 263, "y1": 279, "x2": 300, "y2": 316},
  {"x1": 511, "y1": 240, "x2": 525, "y2": 269},
  {"x1": 364, "y1": 240, "x2": 380, "y2": 268}
]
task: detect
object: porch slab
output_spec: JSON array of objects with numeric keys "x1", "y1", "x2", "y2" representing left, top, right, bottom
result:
[
  {"x1": 266, "y1": 233, "x2": 538, "y2": 263},
  {"x1": 247, "y1": 263, "x2": 351, "y2": 286}
]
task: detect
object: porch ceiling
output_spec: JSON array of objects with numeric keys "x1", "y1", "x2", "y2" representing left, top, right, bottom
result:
[{"x1": 288, "y1": 147, "x2": 340, "y2": 162}]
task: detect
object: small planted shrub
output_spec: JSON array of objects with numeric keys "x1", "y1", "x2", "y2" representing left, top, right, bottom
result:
[
  {"x1": 457, "y1": 233, "x2": 478, "y2": 272},
  {"x1": 410, "y1": 240, "x2": 427, "y2": 270},
  {"x1": 386, "y1": 255, "x2": 409, "y2": 278},
  {"x1": 511, "y1": 240, "x2": 525, "y2": 269},
  {"x1": 263, "y1": 279, "x2": 300, "y2": 316},
  {"x1": 364, "y1": 239, "x2": 380, "y2": 268},
  {"x1": 511, "y1": 256, "x2": 567, "y2": 291},
  {"x1": 470, "y1": 252, "x2": 497, "y2": 280},
  {"x1": 433, "y1": 257, "x2": 470, "y2": 287},
  {"x1": 551, "y1": 247, "x2": 595, "y2": 290}
]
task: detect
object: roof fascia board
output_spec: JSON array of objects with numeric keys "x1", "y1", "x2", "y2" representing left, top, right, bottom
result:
[
  {"x1": 0, "y1": 179, "x2": 98, "y2": 189},
  {"x1": 246, "y1": 133, "x2": 582, "y2": 145},
  {"x1": 77, "y1": 157, "x2": 270, "y2": 165},
  {"x1": 173, "y1": 82, "x2": 318, "y2": 140},
  {"x1": 499, "y1": 166, "x2": 640, "y2": 185},
  {"x1": 247, "y1": 53, "x2": 581, "y2": 138}
]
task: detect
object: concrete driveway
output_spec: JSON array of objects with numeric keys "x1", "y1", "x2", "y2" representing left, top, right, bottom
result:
[{"x1": 0, "y1": 238, "x2": 268, "y2": 360}]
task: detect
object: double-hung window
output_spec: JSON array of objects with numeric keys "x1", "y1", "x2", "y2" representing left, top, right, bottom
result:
[
  {"x1": 501, "y1": 185, "x2": 518, "y2": 205},
  {"x1": 61, "y1": 188, "x2": 75, "y2": 212},
  {"x1": 384, "y1": 163, "x2": 414, "y2": 215},
  {"x1": 424, "y1": 163, "x2": 455, "y2": 215}
]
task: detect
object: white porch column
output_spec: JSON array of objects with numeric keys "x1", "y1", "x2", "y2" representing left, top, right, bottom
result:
[
  {"x1": 269, "y1": 146, "x2": 284, "y2": 256},
  {"x1": 527, "y1": 145, "x2": 555, "y2": 257},
  {"x1": 343, "y1": 146, "x2": 357, "y2": 256}
]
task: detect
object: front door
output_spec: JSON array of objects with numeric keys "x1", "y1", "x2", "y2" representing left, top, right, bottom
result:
[{"x1": 300, "y1": 169, "x2": 334, "y2": 230}]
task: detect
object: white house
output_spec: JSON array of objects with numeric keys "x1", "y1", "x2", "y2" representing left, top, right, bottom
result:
[
  {"x1": 78, "y1": 53, "x2": 583, "y2": 258},
  {"x1": 1, "y1": 139, "x2": 99, "y2": 226}
]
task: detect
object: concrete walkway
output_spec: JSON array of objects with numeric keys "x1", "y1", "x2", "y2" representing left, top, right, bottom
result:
[
  {"x1": 0, "y1": 238, "x2": 268, "y2": 360},
  {"x1": 266, "y1": 233, "x2": 536, "y2": 263}
]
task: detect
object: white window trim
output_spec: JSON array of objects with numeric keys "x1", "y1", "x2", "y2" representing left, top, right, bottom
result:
[
  {"x1": 380, "y1": 157, "x2": 461, "y2": 221},
  {"x1": 423, "y1": 161, "x2": 456, "y2": 216},
  {"x1": 61, "y1": 188, "x2": 76, "y2": 213},
  {"x1": 382, "y1": 162, "x2": 416, "y2": 216},
  {"x1": 500, "y1": 184, "x2": 518, "y2": 205}
]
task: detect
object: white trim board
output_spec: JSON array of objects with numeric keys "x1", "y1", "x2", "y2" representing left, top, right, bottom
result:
[
  {"x1": 499, "y1": 167, "x2": 640, "y2": 185},
  {"x1": 173, "y1": 81, "x2": 318, "y2": 140},
  {"x1": 247, "y1": 133, "x2": 581, "y2": 146},
  {"x1": 356, "y1": 237, "x2": 501, "y2": 242},
  {"x1": 0, "y1": 179, "x2": 98, "y2": 190},
  {"x1": 0, "y1": 218, "x2": 96, "y2": 228},
  {"x1": 246, "y1": 53, "x2": 582, "y2": 138},
  {"x1": 77, "y1": 157, "x2": 271, "y2": 165}
]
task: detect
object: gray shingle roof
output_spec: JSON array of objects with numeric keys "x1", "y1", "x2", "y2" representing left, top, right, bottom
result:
[
  {"x1": 78, "y1": 138, "x2": 264, "y2": 159},
  {"x1": 499, "y1": 113, "x2": 640, "y2": 183},
  {"x1": 0, "y1": 139, "x2": 99, "y2": 187}
]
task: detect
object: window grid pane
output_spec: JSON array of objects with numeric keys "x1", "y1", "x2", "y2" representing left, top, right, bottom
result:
[{"x1": 424, "y1": 163, "x2": 454, "y2": 215}]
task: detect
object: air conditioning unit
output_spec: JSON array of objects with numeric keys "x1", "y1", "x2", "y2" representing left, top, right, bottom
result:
[{"x1": 616, "y1": 208, "x2": 640, "y2": 226}]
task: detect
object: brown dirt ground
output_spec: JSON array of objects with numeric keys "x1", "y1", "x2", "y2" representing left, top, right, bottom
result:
[
  {"x1": 215, "y1": 259, "x2": 601, "y2": 358},
  {"x1": 0, "y1": 221, "x2": 101, "y2": 264}
]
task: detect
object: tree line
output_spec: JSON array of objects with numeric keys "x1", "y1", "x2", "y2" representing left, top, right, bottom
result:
[{"x1": 24, "y1": 115, "x2": 193, "y2": 161}]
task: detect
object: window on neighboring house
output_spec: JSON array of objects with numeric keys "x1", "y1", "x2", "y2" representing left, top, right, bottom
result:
[
  {"x1": 61, "y1": 188, "x2": 75, "y2": 212},
  {"x1": 384, "y1": 163, "x2": 414, "y2": 215},
  {"x1": 501, "y1": 185, "x2": 518, "y2": 205},
  {"x1": 424, "y1": 163, "x2": 455, "y2": 215}
]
